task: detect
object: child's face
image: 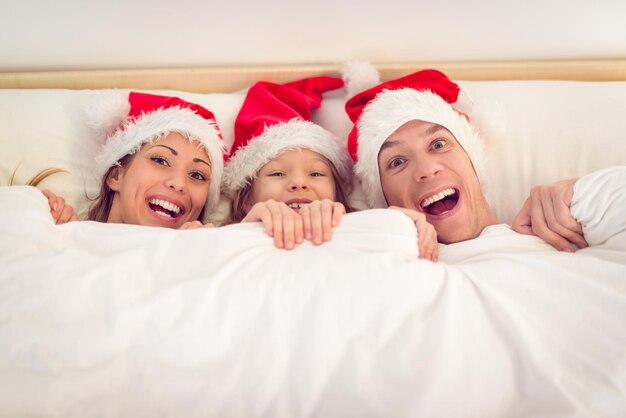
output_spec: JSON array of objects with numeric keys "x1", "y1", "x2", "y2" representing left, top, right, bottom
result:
[
  {"x1": 106, "y1": 132, "x2": 212, "y2": 228},
  {"x1": 249, "y1": 148, "x2": 336, "y2": 212}
]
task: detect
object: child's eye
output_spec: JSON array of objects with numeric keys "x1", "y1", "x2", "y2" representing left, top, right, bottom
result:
[
  {"x1": 189, "y1": 171, "x2": 207, "y2": 181},
  {"x1": 151, "y1": 156, "x2": 170, "y2": 166},
  {"x1": 310, "y1": 171, "x2": 325, "y2": 177},
  {"x1": 432, "y1": 140, "x2": 446, "y2": 150},
  {"x1": 388, "y1": 158, "x2": 406, "y2": 169},
  {"x1": 269, "y1": 172, "x2": 285, "y2": 177}
]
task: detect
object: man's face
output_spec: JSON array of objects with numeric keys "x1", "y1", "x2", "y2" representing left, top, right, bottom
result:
[{"x1": 377, "y1": 120, "x2": 495, "y2": 244}]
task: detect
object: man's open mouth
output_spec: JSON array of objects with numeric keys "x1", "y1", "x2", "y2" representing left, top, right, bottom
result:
[
  {"x1": 148, "y1": 198, "x2": 183, "y2": 219},
  {"x1": 420, "y1": 188, "x2": 458, "y2": 216}
]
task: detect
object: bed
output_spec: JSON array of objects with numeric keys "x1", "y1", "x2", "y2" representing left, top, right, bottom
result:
[{"x1": 1, "y1": 60, "x2": 625, "y2": 417}]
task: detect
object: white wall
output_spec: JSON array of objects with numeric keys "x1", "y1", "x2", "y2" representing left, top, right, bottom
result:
[{"x1": 1, "y1": 0, "x2": 626, "y2": 71}]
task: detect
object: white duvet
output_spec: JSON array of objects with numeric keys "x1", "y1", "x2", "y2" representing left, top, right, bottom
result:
[{"x1": 1, "y1": 167, "x2": 625, "y2": 418}]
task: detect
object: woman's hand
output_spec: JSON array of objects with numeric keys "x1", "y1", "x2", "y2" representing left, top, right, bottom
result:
[
  {"x1": 389, "y1": 206, "x2": 438, "y2": 262},
  {"x1": 299, "y1": 199, "x2": 345, "y2": 245},
  {"x1": 241, "y1": 200, "x2": 304, "y2": 250},
  {"x1": 42, "y1": 189, "x2": 78, "y2": 224},
  {"x1": 511, "y1": 178, "x2": 588, "y2": 252}
]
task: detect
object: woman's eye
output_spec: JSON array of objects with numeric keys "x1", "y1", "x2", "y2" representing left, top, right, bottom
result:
[
  {"x1": 151, "y1": 156, "x2": 169, "y2": 166},
  {"x1": 190, "y1": 171, "x2": 207, "y2": 181},
  {"x1": 388, "y1": 158, "x2": 405, "y2": 169},
  {"x1": 432, "y1": 140, "x2": 446, "y2": 150}
]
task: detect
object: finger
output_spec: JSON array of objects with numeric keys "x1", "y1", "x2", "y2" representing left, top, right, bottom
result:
[
  {"x1": 321, "y1": 201, "x2": 334, "y2": 242},
  {"x1": 41, "y1": 189, "x2": 59, "y2": 211},
  {"x1": 293, "y1": 213, "x2": 304, "y2": 244},
  {"x1": 301, "y1": 205, "x2": 312, "y2": 240},
  {"x1": 331, "y1": 202, "x2": 345, "y2": 227},
  {"x1": 535, "y1": 187, "x2": 585, "y2": 251},
  {"x1": 267, "y1": 204, "x2": 283, "y2": 248},
  {"x1": 280, "y1": 205, "x2": 296, "y2": 250},
  {"x1": 57, "y1": 205, "x2": 76, "y2": 224},
  {"x1": 530, "y1": 194, "x2": 576, "y2": 252},
  {"x1": 511, "y1": 198, "x2": 533, "y2": 235},
  {"x1": 309, "y1": 204, "x2": 324, "y2": 245},
  {"x1": 551, "y1": 196, "x2": 588, "y2": 248}
]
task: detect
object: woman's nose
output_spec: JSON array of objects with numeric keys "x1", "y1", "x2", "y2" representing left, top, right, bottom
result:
[{"x1": 166, "y1": 173, "x2": 186, "y2": 192}]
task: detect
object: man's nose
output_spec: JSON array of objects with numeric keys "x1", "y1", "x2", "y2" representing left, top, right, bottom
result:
[{"x1": 412, "y1": 160, "x2": 443, "y2": 181}]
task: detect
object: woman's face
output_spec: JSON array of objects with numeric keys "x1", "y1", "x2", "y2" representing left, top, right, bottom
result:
[
  {"x1": 106, "y1": 132, "x2": 212, "y2": 228},
  {"x1": 248, "y1": 148, "x2": 336, "y2": 213}
]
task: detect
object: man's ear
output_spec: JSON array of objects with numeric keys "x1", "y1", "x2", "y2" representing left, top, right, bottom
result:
[{"x1": 106, "y1": 166, "x2": 123, "y2": 192}]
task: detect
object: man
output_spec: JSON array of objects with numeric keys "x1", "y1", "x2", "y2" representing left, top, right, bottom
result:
[{"x1": 344, "y1": 69, "x2": 624, "y2": 260}]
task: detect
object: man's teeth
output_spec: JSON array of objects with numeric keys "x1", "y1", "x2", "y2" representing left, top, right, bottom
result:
[
  {"x1": 421, "y1": 188, "x2": 456, "y2": 208},
  {"x1": 149, "y1": 198, "x2": 181, "y2": 215}
]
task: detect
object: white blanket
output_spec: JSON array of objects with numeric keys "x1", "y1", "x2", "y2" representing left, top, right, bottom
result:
[{"x1": 1, "y1": 168, "x2": 625, "y2": 417}]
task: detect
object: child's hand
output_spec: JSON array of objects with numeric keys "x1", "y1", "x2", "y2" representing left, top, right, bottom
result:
[
  {"x1": 389, "y1": 206, "x2": 438, "y2": 262},
  {"x1": 42, "y1": 189, "x2": 78, "y2": 225},
  {"x1": 299, "y1": 199, "x2": 345, "y2": 245},
  {"x1": 179, "y1": 221, "x2": 215, "y2": 230},
  {"x1": 241, "y1": 200, "x2": 304, "y2": 250}
]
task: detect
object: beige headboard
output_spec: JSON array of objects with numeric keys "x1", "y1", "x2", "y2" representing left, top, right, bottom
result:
[{"x1": 1, "y1": 59, "x2": 626, "y2": 93}]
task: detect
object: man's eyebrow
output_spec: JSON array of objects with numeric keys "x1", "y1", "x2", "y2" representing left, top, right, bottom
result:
[
  {"x1": 380, "y1": 123, "x2": 450, "y2": 154},
  {"x1": 379, "y1": 140, "x2": 400, "y2": 153},
  {"x1": 151, "y1": 144, "x2": 211, "y2": 167},
  {"x1": 426, "y1": 123, "x2": 448, "y2": 136}
]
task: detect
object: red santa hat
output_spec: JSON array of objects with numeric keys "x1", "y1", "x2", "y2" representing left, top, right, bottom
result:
[
  {"x1": 344, "y1": 69, "x2": 487, "y2": 209},
  {"x1": 223, "y1": 76, "x2": 353, "y2": 195},
  {"x1": 87, "y1": 91, "x2": 226, "y2": 221}
]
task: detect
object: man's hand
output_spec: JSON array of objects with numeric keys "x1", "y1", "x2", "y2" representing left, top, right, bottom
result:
[
  {"x1": 389, "y1": 206, "x2": 438, "y2": 262},
  {"x1": 42, "y1": 189, "x2": 78, "y2": 224},
  {"x1": 511, "y1": 178, "x2": 588, "y2": 252}
]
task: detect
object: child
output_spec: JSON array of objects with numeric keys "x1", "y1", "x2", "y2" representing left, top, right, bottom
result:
[
  {"x1": 44, "y1": 91, "x2": 226, "y2": 229},
  {"x1": 223, "y1": 77, "x2": 353, "y2": 249}
]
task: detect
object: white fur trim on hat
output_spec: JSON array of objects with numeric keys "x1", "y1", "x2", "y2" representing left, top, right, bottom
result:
[
  {"x1": 223, "y1": 118, "x2": 353, "y2": 196},
  {"x1": 94, "y1": 106, "x2": 226, "y2": 222},
  {"x1": 354, "y1": 88, "x2": 487, "y2": 209}
]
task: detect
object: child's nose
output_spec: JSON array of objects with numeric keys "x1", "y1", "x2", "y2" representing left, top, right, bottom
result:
[{"x1": 289, "y1": 175, "x2": 309, "y2": 190}]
